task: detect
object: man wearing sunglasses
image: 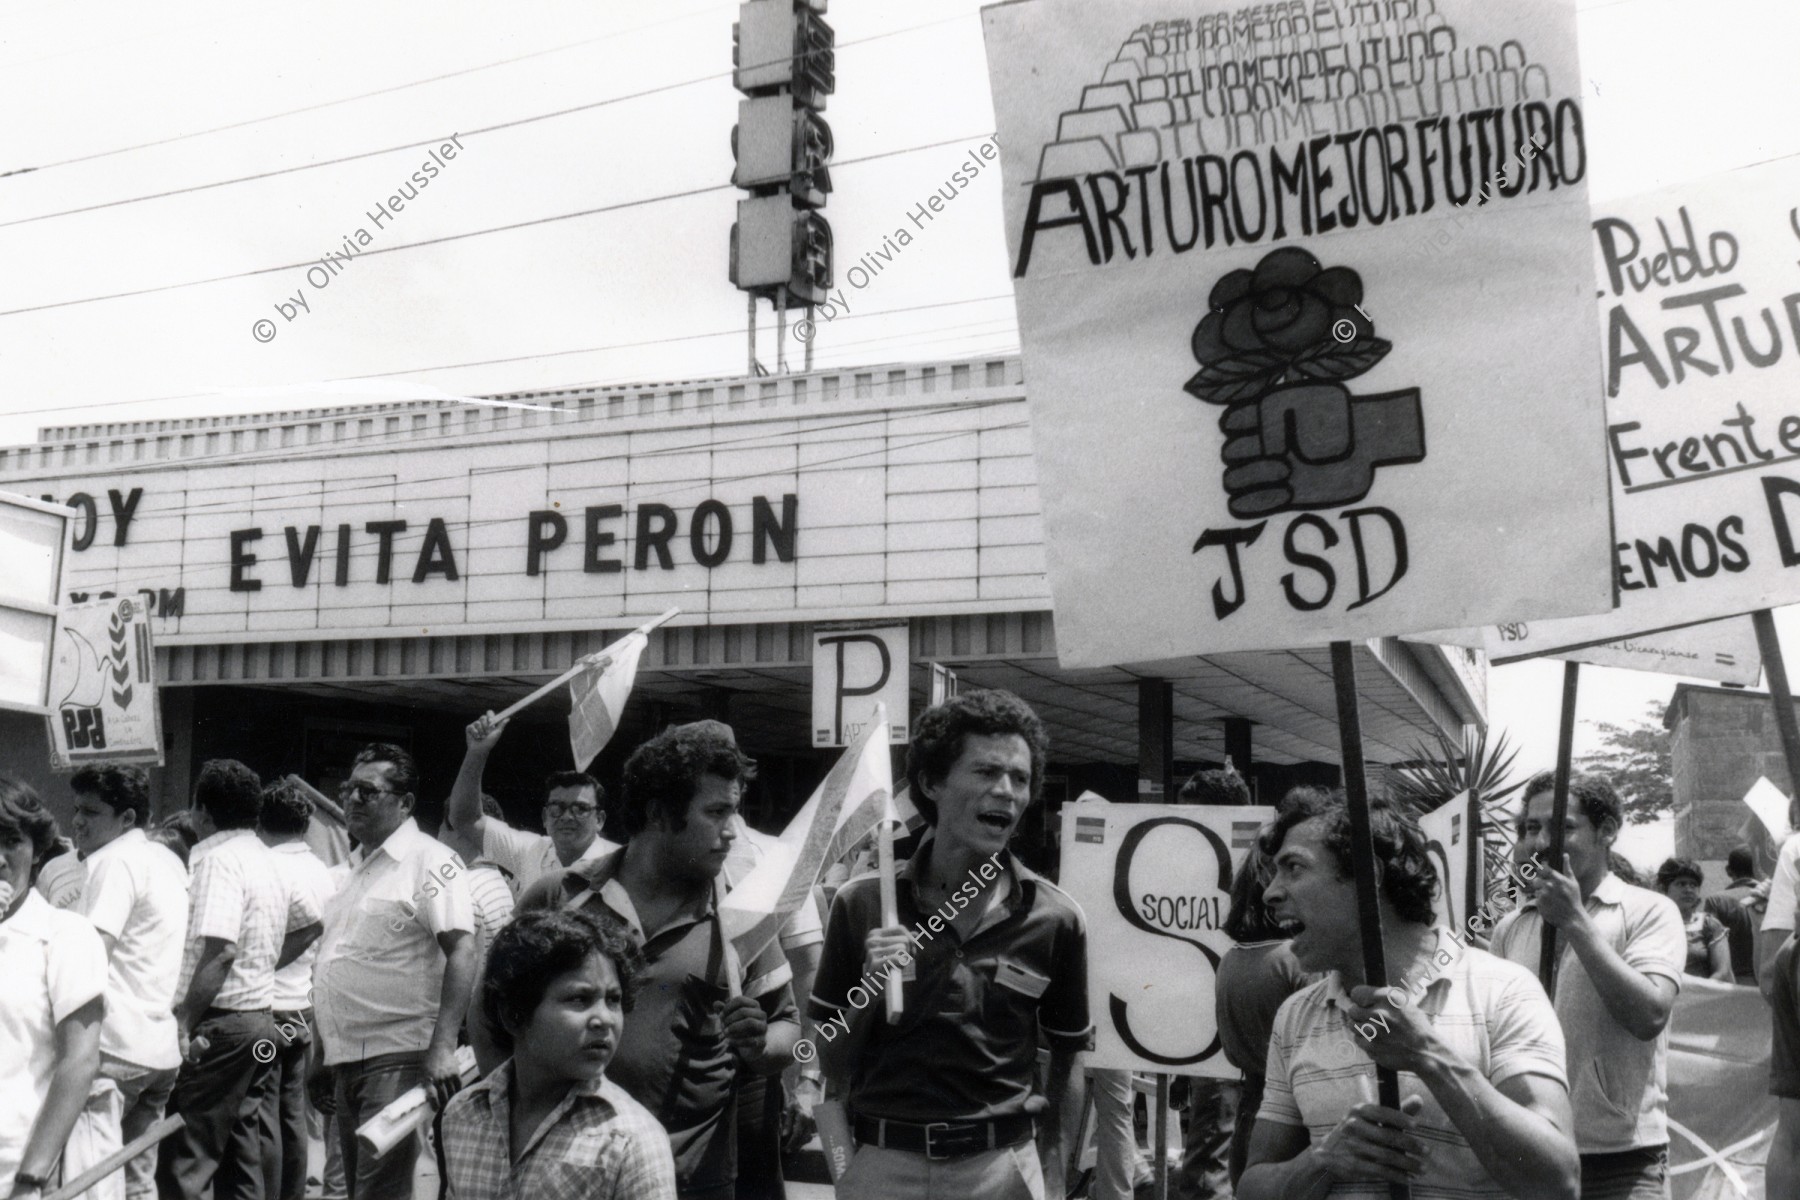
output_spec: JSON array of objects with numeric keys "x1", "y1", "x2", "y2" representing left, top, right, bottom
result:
[
  {"x1": 446, "y1": 712, "x2": 621, "y2": 896},
  {"x1": 311, "y1": 743, "x2": 475, "y2": 1200}
]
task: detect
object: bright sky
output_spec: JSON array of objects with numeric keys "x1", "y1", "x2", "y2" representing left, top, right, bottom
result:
[{"x1": 4, "y1": 0, "x2": 1799, "y2": 863}]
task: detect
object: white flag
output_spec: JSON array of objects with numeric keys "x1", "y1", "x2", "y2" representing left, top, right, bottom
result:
[
  {"x1": 567, "y1": 631, "x2": 647, "y2": 770},
  {"x1": 721, "y1": 704, "x2": 896, "y2": 965}
]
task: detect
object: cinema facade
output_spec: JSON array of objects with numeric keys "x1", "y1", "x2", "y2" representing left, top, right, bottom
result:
[{"x1": 0, "y1": 355, "x2": 1486, "y2": 859}]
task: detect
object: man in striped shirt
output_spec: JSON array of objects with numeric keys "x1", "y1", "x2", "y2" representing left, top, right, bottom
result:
[
  {"x1": 157, "y1": 760, "x2": 323, "y2": 1200},
  {"x1": 1239, "y1": 792, "x2": 1578, "y2": 1200}
]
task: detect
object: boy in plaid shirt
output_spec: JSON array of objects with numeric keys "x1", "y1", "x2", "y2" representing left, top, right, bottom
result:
[{"x1": 439, "y1": 907, "x2": 676, "y2": 1199}]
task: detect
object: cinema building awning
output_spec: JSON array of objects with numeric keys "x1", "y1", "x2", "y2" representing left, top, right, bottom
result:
[{"x1": 0, "y1": 355, "x2": 1484, "y2": 847}]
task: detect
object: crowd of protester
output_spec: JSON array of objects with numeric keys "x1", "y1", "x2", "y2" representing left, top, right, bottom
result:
[{"x1": 0, "y1": 688, "x2": 1793, "y2": 1200}]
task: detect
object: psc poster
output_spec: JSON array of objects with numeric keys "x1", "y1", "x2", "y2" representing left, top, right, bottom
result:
[
  {"x1": 1059, "y1": 801, "x2": 1274, "y2": 1076},
  {"x1": 46, "y1": 595, "x2": 163, "y2": 769},
  {"x1": 981, "y1": 0, "x2": 1611, "y2": 665}
]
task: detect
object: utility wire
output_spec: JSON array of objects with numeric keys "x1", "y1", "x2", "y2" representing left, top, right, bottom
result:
[
  {"x1": 0, "y1": 10, "x2": 975, "y2": 227},
  {"x1": 0, "y1": 132, "x2": 997, "y2": 317}
]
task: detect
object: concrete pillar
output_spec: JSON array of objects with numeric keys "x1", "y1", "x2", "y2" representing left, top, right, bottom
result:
[
  {"x1": 1224, "y1": 717, "x2": 1254, "y2": 780},
  {"x1": 1138, "y1": 679, "x2": 1173, "y2": 801}
]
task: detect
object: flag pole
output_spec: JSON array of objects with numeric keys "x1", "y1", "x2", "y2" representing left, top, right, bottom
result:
[
  {"x1": 1538, "y1": 661, "x2": 1580, "y2": 996},
  {"x1": 1329, "y1": 641, "x2": 1409, "y2": 1200},
  {"x1": 493, "y1": 608, "x2": 679, "y2": 722}
]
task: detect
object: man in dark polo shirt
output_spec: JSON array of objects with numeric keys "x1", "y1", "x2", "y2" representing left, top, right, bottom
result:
[
  {"x1": 811, "y1": 689, "x2": 1090, "y2": 1200},
  {"x1": 511, "y1": 721, "x2": 801, "y2": 1200}
]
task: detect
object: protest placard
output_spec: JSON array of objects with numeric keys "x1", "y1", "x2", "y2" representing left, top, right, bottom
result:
[
  {"x1": 1479, "y1": 156, "x2": 1800, "y2": 659},
  {"x1": 46, "y1": 595, "x2": 163, "y2": 768},
  {"x1": 1417, "y1": 791, "x2": 1478, "y2": 933},
  {"x1": 981, "y1": 0, "x2": 1611, "y2": 665},
  {"x1": 1059, "y1": 800, "x2": 1273, "y2": 1076},
  {"x1": 1484, "y1": 616, "x2": 1761, "y2": 683}
]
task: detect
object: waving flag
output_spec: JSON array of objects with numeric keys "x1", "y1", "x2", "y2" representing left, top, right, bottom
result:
[
  {"x1": 721, "y1": 705, "x2": 895, "y2": 964},
  {"x1": 568, "y1": 630, "x2": 647, "y2": 770}
]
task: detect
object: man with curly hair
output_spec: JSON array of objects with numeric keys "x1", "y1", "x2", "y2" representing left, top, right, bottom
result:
[
  {"x1": 1239, "y1": 791, "x2": 1578, "y2": 1200},
  {"x1": 1489, "y1": 772, "x2": 1685, "y2": 1200},
  {"x1": 812, "y1": 689, "x2": 1090, "y2": 1200},
  {"x1": 509, "y1": 720, "x2": 800, "y2": 1200}
]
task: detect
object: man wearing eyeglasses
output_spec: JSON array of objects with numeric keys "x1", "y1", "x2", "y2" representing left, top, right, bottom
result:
[
  {"x1": 446, "y1": 712, "x2": 621, "y2": 896},
  {"x1": 311, "y1": 743, "x2": 476, "y2": 1200}
]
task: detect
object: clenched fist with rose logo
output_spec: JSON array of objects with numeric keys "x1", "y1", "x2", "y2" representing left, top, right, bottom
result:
[{"x1": 1186, "y1": 247, "x2": 1425, "y2": 520}]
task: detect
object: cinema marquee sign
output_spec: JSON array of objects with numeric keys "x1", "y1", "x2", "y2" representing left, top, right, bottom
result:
[{"x1": 225, "y1": 494, "x2": 798, "y2": 591}]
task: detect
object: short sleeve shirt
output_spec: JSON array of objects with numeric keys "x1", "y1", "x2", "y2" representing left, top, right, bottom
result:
[
  {"x1": 179, "y1": 829, "x2": 319, "y2": 1012},
  {"x1": 439, "y1": 1062, "x2": 678, "y2": 1200},
  {"x1": 77, "y1": 829, "x2": 190, "y2": 1069},
  {"x1": 1764, "y1": 833, "x2": 1800, "y2": 933},
  {"x1": 1259, "y1": 930, "x2": 1566, "y2": 1199},
  {"x1": 34, "y1": 849, "x2": 85, "y2": 909},
  {"x1": 481, "y1": 818, "x2": 618, "y2": 898},
  {"x1": 1683, "y1": 910, "x2": 1727, "y2": 978},
  {"x1": 1489, "y1": 873, "x2": 1684, "y2": 1153},
  {"x1": 0, "y1": 890, "x2": 107, "y2": 1192},
  {"x1": 1216, "y1": 939, "x2": 1307, "y2": 1078},
  {"x1": 809, "y1": 837, "x2": 1091, "y2": 1123},
  {"x1": 515, "y1": 848, "x2": 798, "y2": 1195},
  {"x1": 313, "y1": 818, "x2": 475, "y2": 1065},
  {"x1": 267, "y1": 842, "x2": 341, "y2": 1011}
]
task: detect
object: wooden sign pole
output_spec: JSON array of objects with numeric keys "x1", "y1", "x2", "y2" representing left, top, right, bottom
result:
[
  {"x1": 1537, "y1": 661, "x2": 1580, "y2": 996},
  {"x1": 1329, "y1": 642, "x2": 1409, "y2": 1200},
  {"x1": 1153, "y1": 1073, "x2": 1170, "y2": 1200}
]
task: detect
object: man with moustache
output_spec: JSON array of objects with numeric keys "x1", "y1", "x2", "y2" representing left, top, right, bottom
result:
[
  {"x1": 509, "y1": 720, "x2": 800, "y2": 1200},
  {"x1": 447, "y1": 712, "x2": 620, "y2": 896},
  {"x1": 812, "y1": 690, "x2": 1090, "y2": 1200},
  {"x1": 1240, "y1": 791, "x2": 1578, "y2": 1200},
  {"x1": 311, "y1": 744, "x2": 476, "y2": 1200},
  {"x1": 1489, "y1": 772, "x2": 1686, "y2": 1200}
]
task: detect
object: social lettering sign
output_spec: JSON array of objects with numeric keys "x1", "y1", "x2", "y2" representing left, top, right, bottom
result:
[
  {"x1": 1475, "y1": 158, "x2": 1800, "y2": 660},
  {"x1": 982, "y1": 0, "x2": 1611, "y2": 665},
  {"x1": 1060, "y1": 801, "x2": 1275, "y2": 1076}
]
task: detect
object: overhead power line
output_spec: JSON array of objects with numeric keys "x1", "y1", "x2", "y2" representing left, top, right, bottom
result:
[{"x1": 0, "y1": 132, "x2": 998, "y2": 318}]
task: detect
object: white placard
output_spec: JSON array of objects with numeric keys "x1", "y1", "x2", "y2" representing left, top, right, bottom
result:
[
  {"x1": 982, "y1": 0, "x2": 1612, "y2": 665},
  {"x1": 1742, "y1": 776, "x2": 1792, "y2": 843},
  {"x1": 1417, "y1": 791, "x2": 1478, "y2": 934},
  {"x1": 1480, "y1": 157, "x2": 1800, "y2": 659},
  {"x1": 811, "y1": 623, "x2": 908, "y2": 746},
  {"x1": 46, "y1": 595, "x2": 163, "y2": 768},
  {"x1": 1485, "y1": 616, "x2": 1761, "y2": 684},
  {"x1": 1059, "y1": 801, "x2": 1275, "y2": 1076}
]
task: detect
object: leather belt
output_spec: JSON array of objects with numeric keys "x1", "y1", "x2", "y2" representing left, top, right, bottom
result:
[{"x1": 851, "y1": 1113, "x2": 1037, "y2": 1160}]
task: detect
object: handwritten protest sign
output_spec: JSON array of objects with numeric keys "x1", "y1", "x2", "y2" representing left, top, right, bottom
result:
[
  {"x1": 1469, "y1": 157, "x2": 1800, "y2": 660},
  {"x1": 1484, "y1": 616, "x2": 1761, "y2": 683},
  {"x1": 981, "y1": 0, "x2": 1611, "y2": 665},
  {"x1": 1060, "y1": 801, "x2": 1273, "y2": 1076}
]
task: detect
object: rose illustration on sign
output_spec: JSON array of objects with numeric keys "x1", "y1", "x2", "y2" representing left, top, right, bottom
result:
[{"x1": 1185, "y1": 247, "x2": 1426, "y2": 520}]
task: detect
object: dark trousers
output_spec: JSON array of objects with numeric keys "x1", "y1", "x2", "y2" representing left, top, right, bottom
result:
[
  {"x1": 1176, "y1": 1078, "x2": 1235, "y2": 1200},
  {"x1": 733, "y1": 1074, "x2": 785, "y2": 1200},
  {"x1": 334, "y1": 1051, "x2": 427, "y2": 1200},
  {"x1": 259, "y1": 1011, "x2": 312, "y2": 1200},
  {"x1": 1580, "y1": 1145, "x2": 1670, "y2": 1200},
  {"x1": 156, "y1": 1008, "x2": 279, "y2": 1200}
]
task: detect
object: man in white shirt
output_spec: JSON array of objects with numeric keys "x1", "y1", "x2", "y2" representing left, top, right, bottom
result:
[
  {"x1": 67, "y1": 764, "x2": 189, "y2": 1200},
  {"x1": 256, "y1": 780, "x2": 340, "y2": 1200},
  {"x1": 445, "y1": 712, "x2": 619, "y2": 895},
  {"x1": 158, "y1": 760, "x2": 324, "y2": 1200},
  {"x1": 312, "y1": 743, "x2": 476, "y2": 1200}
]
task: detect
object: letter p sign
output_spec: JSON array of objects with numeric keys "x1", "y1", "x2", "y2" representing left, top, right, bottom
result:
[{"x1": 812, "y1": 623, "x2": 909, "y2": 746}]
